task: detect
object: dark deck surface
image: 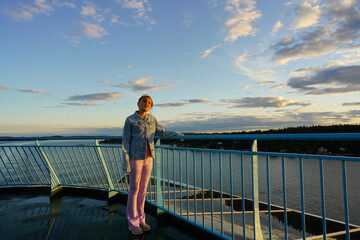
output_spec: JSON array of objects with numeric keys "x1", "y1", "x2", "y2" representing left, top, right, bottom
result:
[{"x1": 0, "y1": 190, "x2": 205, "y2": 240}]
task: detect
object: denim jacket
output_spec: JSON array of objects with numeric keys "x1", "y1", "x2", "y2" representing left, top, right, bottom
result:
[{"x1": 122, "y1": 111, "x2": 181, "y2": 173}]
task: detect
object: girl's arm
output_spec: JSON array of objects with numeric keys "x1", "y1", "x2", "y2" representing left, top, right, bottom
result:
[
  {"x1": 155, "y1": 119, "x2": 183, "y2": 138},
  {"x1": 122, "y1": 118, "x2": 132, "y2": 172}
]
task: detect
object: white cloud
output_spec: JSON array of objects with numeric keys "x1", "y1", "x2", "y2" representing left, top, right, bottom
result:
[
  {"x1": 258, "y1": 80, "x2": 276, "y2": 85},
  {"x1": 0, "y1": 84, "x2": 51, "y2": 95},
  {"x1": 5, "y1": 0, "x2": 73, "y2": 21},
  {"x1": 64, "y1": 92, "x2": 122, "y2": 106},
  {"x1": 257, "y1": 70, "x2": 276, "y2": 76},
  {"x1": 81, "y1": 22, "x2": 108, "y2": 38},
  {"x1": 63, "y1": 34, "x2": 81, "y2": 46},
  {"x1": 292, "y1": 2, "x2": 321, "y2": 29},
  {"x1": 325, "y1": 0, "x2": 358, "y2": 20},
  {"x1": 287, "y1": 65, "x2": 360, "y2": 95},
  {"x1": 182, "y1": 10, "x2": 196, "y2": 28},
  {"x1": 343, "y1": 101, "x2": 360, "y2": 106},
  {"x1": 201, "y1": 44, "x2": 222, "y2": 59},
  {"x1": 273, "y1": 26, "x2": 338, "y2": 65},
  {"x1": 5, "y1": 8, "x2": 34, "y2": 21},
  {"x1": 34, "y1": 0, "x2": 55, "y2": 15},
  {"x1": 122, "y1": 0, "x2": 144, "y2": 10},
  {"x1": 272, "y1": 0, "x2": 360, "y2": 65},
  {"x1": 270, "y1": 83, "x2": 287, "y2": 90},
  {"x1": 240, "y1": 84, "x2": 250, "y2": 90},
  {"x1": 0, "y1": 84, "x2": 12, "y2": 90},
  {"x1": 161, "y1": 108, "x2": 357, "y2": 133},
  {"x1": 52, "y1": 1, "x2": 75, "y2": 8},
  {"x1": 236, "y1": 53, "x2": 248, "y2": 63},
  {"x1": 233, "y1": 53, "x2": 266, "y2": 82},
  {"x1": 116, "y1": 0, "x2": 156, "y2": 25},
  {"x1": 18, "y1": 89, "x2": 51, "y2": 95},
  {"x1": 120, "y1": 77, "x2": 175, "y2": 93},
  {"x1": 271, "y1": 21, "x2": 282, "y2": 35},
  {"x1": 111, "y1": 15, "x2": 119, "y2": 24},
  {"x1": 223, "y1": 0, "x2": 262, "y2": 42},
  {"x1": 157, "y1": 99, "x2": 212, "y2": 108},
  {"x1": 220, "y1": 96, "x2": 314, "y2": 108},
  {"x1": 81, "y1": 5, "x2": 96, "y2": 16},
  {"x1": 81, "y1": 4, "x2": 105, "y2": 22},
  {"x1": 288, "y1": 54, "x2": 360, "y2": 76}
]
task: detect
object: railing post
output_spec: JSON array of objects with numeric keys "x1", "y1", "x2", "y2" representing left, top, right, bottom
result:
[
  {"x1": 252, "y1": 139, "x2": 264, "y2": 240},
  {"x1": 36, "y1": 140, "x2": 62, "y2": 197},
  {"x1": 155, "y1": 139, "x2": 164, "y2": 208},
  {"x1": 95, "y1": 140, "x2": 118, "y2": 199}
]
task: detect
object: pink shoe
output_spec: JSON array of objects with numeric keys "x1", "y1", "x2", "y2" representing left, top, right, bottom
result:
[
  {"x1": 140, "y1": 223, "x2": 151, "y2": 232},
  {"x1": 129, "y1": 226, "x2": 143, "y2": 235}
]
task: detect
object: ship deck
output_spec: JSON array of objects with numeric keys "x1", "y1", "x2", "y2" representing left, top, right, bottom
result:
[{"x1": 0, "y1": 186, "x2": 218, "y2": 240}]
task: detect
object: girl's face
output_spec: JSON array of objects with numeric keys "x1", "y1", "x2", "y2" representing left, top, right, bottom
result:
[{"x1": 138, "y1": 97, "x2": 152, "y2": 113}]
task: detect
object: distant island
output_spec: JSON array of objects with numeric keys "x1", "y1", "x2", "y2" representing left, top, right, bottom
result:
[{"x1": 101, "y1": 124, "x2": 360, "y2": 156}]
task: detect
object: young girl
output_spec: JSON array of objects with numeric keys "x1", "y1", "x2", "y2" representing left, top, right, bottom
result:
[{"x1": 122, "y1": 95, "x2": 181, "y2": 235}]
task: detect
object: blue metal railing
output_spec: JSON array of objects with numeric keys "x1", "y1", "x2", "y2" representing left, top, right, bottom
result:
[{"x1": 1, "y1": 133, "x2": 360, "y2": 239}]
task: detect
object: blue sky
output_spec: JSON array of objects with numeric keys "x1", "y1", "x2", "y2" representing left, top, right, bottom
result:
[{"x1": 1, "y1": 0, "x2": 360, "y2": 136}]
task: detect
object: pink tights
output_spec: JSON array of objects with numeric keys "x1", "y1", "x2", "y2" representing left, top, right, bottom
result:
[{"x1": 126, "y1": 157, "x2": 153, "y2": 228}]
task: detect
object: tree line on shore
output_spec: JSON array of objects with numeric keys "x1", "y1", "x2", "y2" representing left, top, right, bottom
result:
[{"x1": 161, "y1": 124, "x2": 360, "y2": 156}]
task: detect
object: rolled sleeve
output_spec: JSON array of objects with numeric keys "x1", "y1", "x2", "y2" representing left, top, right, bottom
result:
[{"x1": 155, "y1": 119, "x2": 165, "y2": 137}]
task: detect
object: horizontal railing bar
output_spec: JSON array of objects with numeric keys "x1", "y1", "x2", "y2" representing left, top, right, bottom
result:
[
  {"x1": 2, "y1": 132, "x2": 360, "y2": 142},
  {"x1": 0, "y1": 136, "x2": 116, "y2": 141},
  {"x1": 145, "y1": 188, "x2": 206, "y2": 194},
  {"x1": 173, "y1": 133, "x2": 360, "y2": 141},
  {"x1": 0, "y1": 184, "x2": 50, "y2": 187},
  {"x1": 182, "y1": 210, "x2": 295, "y2": 216},
  {"x1": 58, "y1": 184, "x2": 109, "y2": 189},
  {"x1": 157, "y1": 198, "x2": 243, "y2": 202},
  {"x1": 0, "y1": 145, "x2": 122, "y2": 148}
]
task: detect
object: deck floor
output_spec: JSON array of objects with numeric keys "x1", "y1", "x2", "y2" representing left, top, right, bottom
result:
[{"x1": 0, "y1": 191, "x2": 200, "y2": 240}]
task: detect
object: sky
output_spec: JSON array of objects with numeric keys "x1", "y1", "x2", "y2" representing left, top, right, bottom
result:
[{"x1": 1, "y1": 0, "x2": 360, "y2": 137}]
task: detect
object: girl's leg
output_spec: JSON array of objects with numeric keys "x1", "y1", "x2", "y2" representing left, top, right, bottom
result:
[
  {"x1": 126, "y1": 160, "x2": 143, "y2": 228},
  {"x1": 137, "y1": 157, "x2": 153, "y2": 225}
]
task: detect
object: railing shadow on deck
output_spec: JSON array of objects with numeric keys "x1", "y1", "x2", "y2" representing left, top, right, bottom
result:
[{"x1": 1, "y1": 133, "x2": 360, "y2": 240}]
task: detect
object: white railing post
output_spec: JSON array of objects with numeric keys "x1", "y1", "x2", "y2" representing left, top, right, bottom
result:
[
  {"x1": 95, "y1": 140, "x2": 118, "y2": 199},
  {"x1": 252, "y1": 139, "x2": 264, "y2": 239},
  {"x1": 155, "y1": 139, "x2": 164, "y2": 208},
  {"x1": 36, "y1": 140, "x2": 62, "y2": 197}
]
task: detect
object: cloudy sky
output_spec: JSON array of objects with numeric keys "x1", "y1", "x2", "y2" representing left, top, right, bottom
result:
[{"x1": 1, "y1": 0, "x2": 360, "y2": 136}]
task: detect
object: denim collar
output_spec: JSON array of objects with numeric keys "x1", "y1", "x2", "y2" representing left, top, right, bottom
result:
[{"x1": 135, "y1": 111, "x2": 149, "y2": 121}]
